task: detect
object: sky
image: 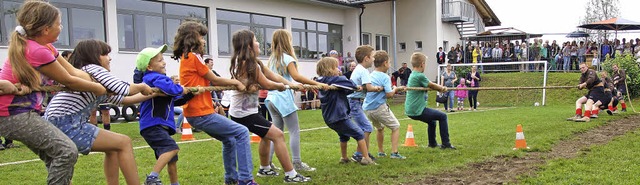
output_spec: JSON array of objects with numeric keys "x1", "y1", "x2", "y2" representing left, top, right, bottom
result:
[{"x1": 484, "y1": 0, "x2": 640, "y2": 43}]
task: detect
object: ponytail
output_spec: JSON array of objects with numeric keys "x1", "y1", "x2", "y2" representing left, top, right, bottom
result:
[{"x1": 8, "y1": 30, "x2": 41, "y2": 89}]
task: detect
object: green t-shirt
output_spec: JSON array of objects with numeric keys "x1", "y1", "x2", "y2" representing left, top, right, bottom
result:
[{"x1": 405, "y1": 71, "x2": 430, "y2": 116}]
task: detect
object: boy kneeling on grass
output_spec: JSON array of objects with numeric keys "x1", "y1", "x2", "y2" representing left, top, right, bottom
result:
[
  {"x1": 315, "y1": 57, "x2": 376, "y2": 165},
  {"x1": 136, "y1": 45, "x2": 204, "y2": 185},
  {"x1": 362, "y1": 51, "x2": 407, "y2": 159}
]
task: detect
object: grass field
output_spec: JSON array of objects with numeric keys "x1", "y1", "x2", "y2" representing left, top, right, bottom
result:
[{"x1": 0, "y1": 72, "x2": 638, "y2": 184}]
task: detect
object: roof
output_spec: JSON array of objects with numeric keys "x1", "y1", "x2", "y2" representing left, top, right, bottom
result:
[
  {"x1": 315, "y1": 0, "x2": 392, "y2": 7},
  {"x1": 465, "y1": 27, "x2": 542, "y2": 41},
  {"x1": 469, "y1": 0, "x2": 501, "y2": 26}
]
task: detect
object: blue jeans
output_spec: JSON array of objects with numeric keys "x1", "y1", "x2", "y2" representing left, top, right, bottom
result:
[
  {"x1": 447, "y1": 90, "x2": 455, "y2": 110},
  {"x1": 186, "y1": 114, "x2": 253, "y2": 181},
  {"x1": 408, "y1": 108, "x2": 451, "y2": 147},
  {"x1": 348, "y1": 99, "x2": 373, "y2": 133},
  {"x1": 174, "y1": 107, "x2": 183, "y2": 129},
  {"x1": 563, "y1": 56, "x2": 571, "y2": 71}
]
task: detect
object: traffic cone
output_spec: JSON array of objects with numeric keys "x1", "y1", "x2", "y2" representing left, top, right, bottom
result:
[
  {"x1": 181, "y1": 121, "x2": 196, "y2": 141},
  {"x1": 402, "y1": 124, "x2": 418, "y2": 147},
  {"x1": 250, "y1": 133, "x2": 261, "y2": 144},
  {"x1": 513, "y1": 124, "x2": 529, "y2": 150}
]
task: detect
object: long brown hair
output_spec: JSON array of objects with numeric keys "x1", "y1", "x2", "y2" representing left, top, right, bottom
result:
[
  {"x1": 230, "y1": 29, "x2": 262, "y2": 88},
  {"x1": 8, "y1": 1, "x2": 60, "y2": 89},
  {"x1": 171, "y1": 21, "x2": 207, "y2": 61},
  {"x1": 69, "y1": 39, "x2": 111, "y2": 69},
  {"x1": 269, "y1": 29, "x2": 298, "y2": 76}
]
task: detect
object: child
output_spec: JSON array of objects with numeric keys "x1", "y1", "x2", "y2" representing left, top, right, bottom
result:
[
  {"x1": 455, "y1": 78, "x2": 468, "y2": 111},
  {"x1": 315, "y1": 57, "x2": 376, "y2": 165},
  {"x1": 0, "y1": 1, "x2": 107, "y2": 184},
  {"x1": 172, "y1": 21, "x2": 257, "y2": 185},
  {"x1": 347, "y1": 45, "x2": 383, "y2": 162},
  {"x1": 170, "y1": 75, "x2": 185, "y2": 132},
  {"x1": 136, "y1": 45, "x2": 203, "y2": 185},
  {"x1": 362, "y1": 51, "x2": 406, "y2": 159},
  {"x1": 405, "y1": 52, "x2": 456, "y2": 149},
  {"x1": 228, "y1": 29, "x2": 310, "y2": 183},
  {"x1": 44, "y1": 39, "x2": 155, "y2": 185}
]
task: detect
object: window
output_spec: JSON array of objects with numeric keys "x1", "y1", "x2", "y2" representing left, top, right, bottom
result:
[
  {"x1": 415, "y1": 41, "x2": 422, "y2": 50},
  {"x1": 216, "y1": 9, "x2": 283, "y2": 56},
  {"x1": 1, "y1": 0, "x2": 106, "y2": 48},
  {"x1": 292, "y1": 19, "x2": 342, "y2": 59},
  {"x1": 362, "y1": 33, "x2": 371, "y2": 46},
  {"x1": 375, "y1": 35, "x2": 389, "y2": 51},
  {"x1": 117, "y1": 0, "x2": 207, "y2": 52},
  {"x1": 399, "y1": 42, "x2": 406, "y2": 52}
]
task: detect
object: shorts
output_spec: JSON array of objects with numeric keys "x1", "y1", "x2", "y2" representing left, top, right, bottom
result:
[
  {"x1": 45, "y1": 114, "x2": 100, "y2": 155},
  {"x1": 327, "y1": 119, "x2": 364, "y2": 142},
  {"x1": 231, "y1": 113, "x2": 271, "y2": 138},
  {"x1": 599, "y1": 91, "x2": 613, "y2": 109},
  {"x1": 364, "y1": 104, "x2": 400, "y2": 130},
  {"x1": 617, "y1": 85, "x2": 627, "y2": 95},
  {"x1": 587, "y1": 86, "x2": 606, "y2": 104},
  {"x1": 141, "y1": 125, "x2": 179, "y2": 162}
]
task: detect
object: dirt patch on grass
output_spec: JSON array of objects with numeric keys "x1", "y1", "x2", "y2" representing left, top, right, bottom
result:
[{"x1": 410, "y1": 114, "x2": 640, "y2": 185}]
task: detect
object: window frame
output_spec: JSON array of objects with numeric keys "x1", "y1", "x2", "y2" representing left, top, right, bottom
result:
[
  {"x1": 291, "y1": 18, "x2": 342, "y2": 60},
  {"x1": 361, "y1": 32, "x2": 371, "y2": 46},
  {"x1": 375, "y1": 34, "x2": 390, "y2": 51},
  {"x1": 216, "y1": 9, "x2": 284, "y2": 56}
]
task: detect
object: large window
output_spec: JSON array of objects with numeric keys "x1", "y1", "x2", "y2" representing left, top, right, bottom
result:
[
  {"x1": 117, "y1": 0, "x2": 207, "y2": 52},
  {"x1": 1, "y1": 0, "x2": 105, "y2": 48},
  {"x1": 216, "y1": 9, "x2": 283, "y2": 56},
  {"x1": 292, "y1": 19, "x2": 342, "y2": 59}
]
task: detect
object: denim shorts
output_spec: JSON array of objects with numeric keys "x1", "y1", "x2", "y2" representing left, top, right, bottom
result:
[
  {"x1": 327, "y1": 119, "x2": 364, "y2": 142},
  {"x1": 45, "y1": 114, "x2": 99, "y2": 155},
  {"x1": 141, "y1": 125, "x2": 179, "y2": 162},
  {"x1": 348, "y1": 99, "x2": 373, "y2": 133}
]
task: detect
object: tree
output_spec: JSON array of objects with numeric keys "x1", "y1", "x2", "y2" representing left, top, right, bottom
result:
[{"x1": 580, "y1": 0, "x2": 620, "y2": 42}]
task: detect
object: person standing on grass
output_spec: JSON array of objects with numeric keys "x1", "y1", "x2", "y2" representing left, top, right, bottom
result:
[
  {"x1": 567, "y1": 63, "x2": 605, "y2": 122},
  {"x1": 315, "y1": 57, "x2": 377, "y2": 165},
  {"x1": 455, "y1": 78, "x2": 468, "y2": 111},
  {"x1": 266, "y1": 29, "x2": 327, "y2": 172},
  {"x1": 611, "y1": 64, "x2": 628, "y2": 112},
  {"x1": 466, "y1": 66, "x2": 481, "y2": 111},
  {"x1": 173, "y1": 21, "x2": 257, "y2": 185},
  {"x1": 405, "y1": 53, "x2": 456, "y2": 149},
  {"x1": 136, "y1": 45, "x2": 204, "y2": 185},
  {"x1": 363, "y1": 51, "x2": 407, "y2": 159},
  {"x1": 441, "y1": 64, "x2": 457, "y2": 112}
]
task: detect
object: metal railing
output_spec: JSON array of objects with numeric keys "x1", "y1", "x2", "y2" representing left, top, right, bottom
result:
[{"x1": 442, "y1": 0, "x2": 485, "y2": 34}]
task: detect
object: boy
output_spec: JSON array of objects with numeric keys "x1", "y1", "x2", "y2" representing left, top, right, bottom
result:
[
  {"x1": 316, "y1": 57, "x2": 376, "y2": 165},
  {"x1": 405, "y1": 52, "x2": 456, "y2": 149},
  {"x1": 348, "y1": 45, "x2": 383, "y2": 162},
  {"x1": 136, "y1": 45, "x2": 203, "y2": 185},
  {"x1": 362, "y1": 51, "x2": 406, "y2": 159}
]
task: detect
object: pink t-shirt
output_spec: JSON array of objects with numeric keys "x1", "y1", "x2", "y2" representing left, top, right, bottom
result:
[{"x1": 0, "y1": 40, "x2": 58, "y2": 116}]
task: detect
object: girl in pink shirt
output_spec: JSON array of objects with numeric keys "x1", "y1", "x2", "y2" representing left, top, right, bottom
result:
[{"x1": 455, "y1": 78, "x2": 468, "y2": 111}]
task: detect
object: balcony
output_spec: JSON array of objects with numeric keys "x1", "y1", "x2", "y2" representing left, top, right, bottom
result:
[{"x1": 442, "y1": 0, "x2": 485, "y2": 37}]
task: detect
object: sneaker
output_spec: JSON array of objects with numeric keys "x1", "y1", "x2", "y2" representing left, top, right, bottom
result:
[
  {"x1": 606, "y1": 109, "x2": 613, "y2": 115},
  {"x1": 368, "y1": 153, "x2": 377, "y2": 161},
  {"x1": 293, "y1": 161, "x2": 316, "y2": 172},
  {"x1": 590, "y1": 114, "x2": 598, "y2": 118},
  {"x1": 612, "y1": 110, "x2": 620, "y2": 114},
  {"x1": 622, "y1": 109, "x2": 627, "y2": 112},
  {"x1": 339, "y1": 158, "x2": 350, "y2": 164},
  {"x1": 566, "y1": 115, "x2": 582, "y2": 121},
  {"x1": 440, "y1": 145, "x2": 457, "y2": 150},
  {"x1": 359, "y1": 157, "x2": 377, "y2": 165},
  {"x1": 284, "y1": 173, "x2": 311, "y2": 183},
  {"x1": 427, "y1": 144, "x2": 440, "y2": 148},
  {"x1": 144, "y1": 175, "x2": 163, "y2": 185},
  {"x1": 238, "y1": 180, "x2": 259, "y2": 185},
  {"x1": 574, "y1": 117, "x2": 591, "y2": 122},
  {"x1": 0, "y1": 144, "x2": 5, "y2": 151},
  {"x1": 257, "y1": 168, "x2": 279, "y2": 177},
  {"x1": 269, "y1": 162, "x2": 282, "y2": 171},
  {"x1": 350, "y1": 154, "x2": 362, "y2": 163},
  {"x1": 224, "y1": 178, "x2": 238, "y2": 185},
  {"x1": 390, "y1": 152, "x2": 406, "y2": 159},
  {"x1": 377, "y1": 152, "x2": 387, "y2": 157}
]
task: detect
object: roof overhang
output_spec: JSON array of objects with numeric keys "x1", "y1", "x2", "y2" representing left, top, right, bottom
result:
[
  {"x1": 468, "y1": 0, "x2": 501, "y2": 26},
  {"x1": 312, "y1": 0, "x2": 393, "y2": 8}
]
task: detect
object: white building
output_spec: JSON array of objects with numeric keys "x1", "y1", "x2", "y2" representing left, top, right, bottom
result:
[{"x1": 0, "y1": 0, "x2": 500, "y2": 81}]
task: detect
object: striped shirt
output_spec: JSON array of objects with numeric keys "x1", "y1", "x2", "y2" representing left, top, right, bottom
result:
[{"x1": 45, "y1": 64, "x2": 130, "y2": 117}]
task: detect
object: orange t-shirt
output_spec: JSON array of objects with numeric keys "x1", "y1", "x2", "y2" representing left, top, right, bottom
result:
[{"x1": 179, "y1": 52, "x2": 214, "y2": 117}]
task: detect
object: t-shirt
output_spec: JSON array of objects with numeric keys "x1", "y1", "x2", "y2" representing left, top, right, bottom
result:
[
  {"x1": 179, "y1": 52, "x2": 214, "y2": 117},
  {"x1": 265, "y1": 54, "x2": 298, "y2": 117},
  {"x1": 363, "y1": 71, "x2": 392, "y2": 111},
  {"x1": 347, "y1": 64, "x2": 371, "y2": 99},
  {"x1": 0, "y1": 40, "x2": 58, "y2": 116},
  {"x1": 229, "y1": 65, "x2": 261, "y2": 118},
  {"x1": 405, "y1": 71, "x2": 430, "y2": 116}
]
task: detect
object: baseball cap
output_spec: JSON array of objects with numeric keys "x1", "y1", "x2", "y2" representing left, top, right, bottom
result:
[{"x1": 136, "y1": 44, "x2": 168, "y2": 71}]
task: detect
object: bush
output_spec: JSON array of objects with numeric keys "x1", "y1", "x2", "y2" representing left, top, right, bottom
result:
[{"x1": 601, "y1": 54, "x2": 640, "y2": 98}]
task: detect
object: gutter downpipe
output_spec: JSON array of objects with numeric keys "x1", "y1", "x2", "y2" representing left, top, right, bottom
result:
[
  {"x1": 359, "y1": 6, "x2": 365, "y2": 45},
  {"x1": 392, "y1": 0, "x2": 398, "y2": 70}
]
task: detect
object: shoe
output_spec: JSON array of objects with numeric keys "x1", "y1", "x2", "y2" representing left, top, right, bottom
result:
[
  {"x1": 390, "y1": 152, "x2": 406, "y2": 159},
  {"x1": 339, "y1": 158, "x2": 350, "y2": 164},
  {"x1": 293, "y1": 161, "x2": 316, "y2": 172},
  {"x1": 427, "y1": 144, "x2": 440, "y2": 148},
  {"x1": 606, "y1": 110, "x2": 613, "y2": 115},
  {"x1": 0, "y1": 144, "x2": 5, "y2": 150},
  {"x1": 350, "y1": 154, "x2": 362, "y2": 163},
  {"x1": 269, "y1": 162, "x2": 282, "y2": 171},
  {"x1": 440, "y1": 145, "x2": 457, "y2": 150},
  {"x1": 238, "y1": 180, "x2": 259, "y2": 185},
  {"x1": 367, "y1": 153, "x2": 377, "y2": 161},
  {"x1": 144, "y1": 175, "x2": 163, "y2": 185},
  {"x1": 224, "y1": 178, "x2": 238, "y2": 185},
  {"x1": 257, "y1": 168, "x2": 279, "y2": 177},
  {"x1": 574, "y1": 117, "x2": 590, "y2": 122},
  {"x1": 612, "y1": 110, "x2": 620, "y2": 114},
  {"x1": 473, "y1": 109, "x2": 477, "y2": 111},
  {"x1": 284, "y1": 173, "x2": 311, "y2": 183},
  {"x1": 377, "y1": 152, "x2": 387, "y2": 157},
  {"x1": 590, "y1": 114, "x2": 598, "y2": 118},
  {"x1": 359, "y1": 157, "x2": 377, "y2": 165},
  {"x1": 566, "y1": 115, "x2": 581, "y2": 121},
  {"x1": 622, "y1": 109, "x2": 627, "y2": 112},
  {"x1": 449, "y1": 110, "x2": 456, "y2": 112}
]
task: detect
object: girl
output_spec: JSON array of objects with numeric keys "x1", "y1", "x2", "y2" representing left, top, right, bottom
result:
[
  {"x1": 265, "y1": 29, "x2": 327, "y2": 171},
  {"x1": 44, "y1": 39, "x2": 155, "y2": 185},
  {"x1": 455, "y1": 78, "x2": 468, "y2": 111},
  {"x1": 229, "y1": 29, "x2": 311, "y2": 183},
  {"x1": 0, "y1": 1, "x2": 107, "y2": 184},
  {"x1": 172, "y1": 21, "x2": 256, "y2": 185}
]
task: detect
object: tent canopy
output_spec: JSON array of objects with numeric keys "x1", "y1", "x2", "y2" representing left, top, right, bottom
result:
[
  {"x1": 578, "y1": 17, "x2": 640, "y2": 31},
  {"x1": 464, "y1": 27, "x2": 543, "y2": 42}
]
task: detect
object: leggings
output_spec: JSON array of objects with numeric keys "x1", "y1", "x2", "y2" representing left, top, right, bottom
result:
[
  {"x1": 266, "y1": 102, "x2": 302, "y2": 162},
  {"x1": 468, "y1": 90, "x2": 478, "y2": 109}
]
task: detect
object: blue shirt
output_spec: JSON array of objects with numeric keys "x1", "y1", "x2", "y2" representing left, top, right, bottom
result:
[
  {"x1": 265, "y1": 54, "x2": 298, "y2": 117},
  {"x1": 139, "y1": 71, "x2": 186, "y2": 134},
  {"x1": 316, "y1": 75, "x2": 357, "y2": 124},
  {"x1": 363, "y1": 71, "x2": 392, "y2": 110},
  {"x1": 347, "y1": 64, "x2": 371, "y2": 99}
]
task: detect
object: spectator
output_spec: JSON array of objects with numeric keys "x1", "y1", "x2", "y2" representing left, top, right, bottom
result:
[
  {"x1": 343, "y1": 61, "x2": 356, "y2": 79},
  {"x1": 204, "y1": 58, "x2": 223, "y2": 102},
  {"x1": 171, "y1": 75, "x2": 186, "y2": 132},
  {"x1": 436, "y1": 47, "x2": 446, "y2": 64},
  {"x1": 447, "y1": 47, "x2": 456, "y2": 64},
  {"x1": 466, "y1": 66, "x2": 481, "y2": 111},
  {"x1": 398, "y1": 63, "x2": 411, "y2": 86},
  {"x1": 440, "y1": 64, "x2": 457, "y2": 112},
  {"x1": 342, "y1": 52, "x2": 355, "y2": 74}
]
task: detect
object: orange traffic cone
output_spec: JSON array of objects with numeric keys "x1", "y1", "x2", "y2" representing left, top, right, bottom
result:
[
  {"x1": 402, "y1": 124, "x2": 418, "y2": 147},
  {"x1": 250, "y1": 133, "x2": 261, "y2": 144},
  {"x1": 513, "y1": 124, "x2": 529, "y2": 150},
  {"x1": 181, "y1": 121, "x2": 196, "y2": 141}
]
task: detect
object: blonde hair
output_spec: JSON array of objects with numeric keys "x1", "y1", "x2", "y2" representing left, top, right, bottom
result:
[
  {"x1": 410, "y1": 52, "x2": 427, "y2": 67},
  {"x1": 270, "y1": 29, "x2": 299, "y2": 75},
  {"x1": 316, "y1": 57, "x2": 339, "y2": 77},
  {"x1": 355, "y1": 45, "x2": 374, "y2": 63},
  {"x1": 9, "y1": 1, "x2": 61, "y2": 89}
]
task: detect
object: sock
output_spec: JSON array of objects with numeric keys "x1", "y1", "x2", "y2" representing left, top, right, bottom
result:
[
  {"x1": 260, "y1": 165, "x2": 271, "y2": 170},
  {"x1": 584, "y1": 110, "x2": 591, "y2": 118},
  {"x1": 575, "y1": 108, "x2": 582, "y2": 116},
  {"x1": 622, "y1": 103, "x2": 627, "y2": 109},
  {"x1": 149, "y1": 171, "x2": 159, "y2": 177},
  {"x1": 170, "y1": 183, "x2": 179, "y2": 185},
  {"x1": 284, "y1": 170, "x2": 297, "y2": 178},
  {"x1": 609, "y1": 105, "x2": 614, "y2": 111},
  {"x1": 592, "y1": 109, "x2": 599, "y2": 115},
  {"x1": 104, "y1": 124, "x2": 111, "y2": 130}
]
